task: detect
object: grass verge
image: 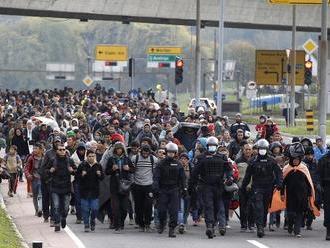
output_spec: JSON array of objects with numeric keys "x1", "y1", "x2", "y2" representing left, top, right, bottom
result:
[{"x1": 0, "y1": 207, "x2": 23, "y2": 248}]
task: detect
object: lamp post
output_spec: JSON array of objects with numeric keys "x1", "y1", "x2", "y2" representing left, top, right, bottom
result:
[{"x1": 285, "y1": 49, "x2": 290, "y2": 127}]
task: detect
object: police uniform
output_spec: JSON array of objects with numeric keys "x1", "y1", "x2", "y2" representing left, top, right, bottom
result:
[
  {"x1": 242, "y1": 153, "x2": 282, "y2": 237},
  {"x1": 153, "y1": 156, "x2": 186, "y2": 236},
  {"x1": 191, "y1": 152, "x2": 232, "y2": 237}
]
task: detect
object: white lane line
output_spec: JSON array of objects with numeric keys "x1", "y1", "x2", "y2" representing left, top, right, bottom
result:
[
  {"x1": 64, "y1": 226, "x2": 86, "y2": 248},
  {"x1": 247, "y1": 240, "x2": 270, "y2": 248}
]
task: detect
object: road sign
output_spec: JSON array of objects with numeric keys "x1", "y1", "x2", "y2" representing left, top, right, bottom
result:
[
  {"x1": 147, "y1": 61, "x2": 175, "y2": 68},
  {"x1": 255, "y1": 50, "x2": 306, "y2": 85},
  {"x1": 247, "y1": 81, "x2": 257, "y2": 90},
  {"x1": 83, "y1": 75, "x2": 94, "y2": 87},
  {"x1": 147, "y1": 55, "x2": 177, "y2": 62},
  {"x1": 95, "y1": 45, "x2": 128, "y2": 61},
  {"x1": 305, "y1": 109, "x2": 314, "y2": 132},
  {"x1": 269, "y1": 0, "x2": 330, "y2": 4},
  {"x1": 303, "y1": 39, "x2": 318, "y2": 55},
  {"x1": 246, "y1": 89, "x2": 257, "y2": 99},
  {"x1": 147, "y1": 46, "x2": 182, "y2": 55}
]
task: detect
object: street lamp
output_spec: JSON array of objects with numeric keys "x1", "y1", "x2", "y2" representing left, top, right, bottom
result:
[{"x1": 285, "y1": 49, "x2": 290, "y2": 127}]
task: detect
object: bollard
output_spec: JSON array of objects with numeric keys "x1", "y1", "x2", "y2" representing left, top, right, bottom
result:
[{"x1": 32, "y1": 241, "x2": 42, "y2": 248}]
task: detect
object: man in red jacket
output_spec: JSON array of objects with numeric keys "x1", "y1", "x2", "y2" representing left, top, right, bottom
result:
[{"x1": 24, "y1": 142, "x2": 44, "y2": 217}]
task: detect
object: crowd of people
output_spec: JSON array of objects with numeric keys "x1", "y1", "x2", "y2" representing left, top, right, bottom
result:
[{"x1": 0, "y1": 85, "x2": 329, "y2": 241}]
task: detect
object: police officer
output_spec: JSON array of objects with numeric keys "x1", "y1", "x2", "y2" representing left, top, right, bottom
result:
[
  {"x1": 241, "y1": 139, "x2": 283, "y2": 238},
  {"x1": 190, "y1": 136, "x2": 233, "y2": 239},
  {"x1": 318, "y1": 147, "x2": 330, "y2": 240},
  {"x1": 153, "y1": 142, "x2": 186, "y2": 238}
]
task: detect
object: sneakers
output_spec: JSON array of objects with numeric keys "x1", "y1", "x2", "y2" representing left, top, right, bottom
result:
[
  {"x1": 84, "y1": 225, "x2": 90, "y2": 232},
  {"x1": 248, "y1": 226, "x2": 255, "y2": 233},
  {"x1": 178, "y1": 224, "x2": 185, "y2": 234},
  {"x1": 145, "y1": 225, "x2": 153, "y2": 233},
  {"x1": 37, "y1": 211, "x2": 42, "y2": 218},
  {"x1": 8, "y1": 191, "x2": 13, "y2": 197},
  {"x1": 269, "y1": 224, "x2": 275, "y2": 232},
  {"x1": 61, "y1": 218, "x2": 66, "y2": 229},
  {"x1": 240, "y1": 227, "x2": 247, "y2": 233},
  {"x1": 75, "y1": 219, "x2": 82, "y2": 224},
  {"x1": 90, "y1": 225, "x2": 95, "y2": 232},
  {"x1": 129, "y1": 219, "x2": 134, "y2": 225},
  {"x1": 168, "y1": 228, "x2": 176, "y2": 238},
  {"x1": 54, "y1": 226, "x2": 60, "y2": 232},
  {"x1": 50, "y1": 220, "x2": 55, "y2": 227},
  {"x1": 114, "y1": 229, "x2": 121, "y2": 234},
  {"x1": 295, "y1": 234, "x2": 302, "y2": 238},
  {"x1": 43, "y1": 218, "x2": 49, "y2": 223}
]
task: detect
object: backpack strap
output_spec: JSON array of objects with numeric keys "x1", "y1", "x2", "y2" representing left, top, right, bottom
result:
[
  {"x1": 135, "y1": 155, "x2": 139, "y2": 167},
  {"x1": 150, "y1": 155, "x2": 154, "y2": 172}
]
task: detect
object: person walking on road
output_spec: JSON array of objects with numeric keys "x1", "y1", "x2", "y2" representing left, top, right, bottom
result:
[
  {"x1": 153, "y1": 142, "x2": 186, "y2": 238},
  {"x1": 46, "y1": 144, "x2": 76, "y2": 232},
  {"x1": 190, "y1": 137, "x2": 232, "y2": 239},
  {"x1": 76, "y1": 149, "x2": 104, "y2": 232},
  {"x1": 242, "y1": 139, "x2": 283, "y2": 238}
]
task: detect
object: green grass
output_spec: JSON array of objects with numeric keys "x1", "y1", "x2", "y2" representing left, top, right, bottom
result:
[{"x1": 0, "y1": 207, "x2": 23, "y2": 248}]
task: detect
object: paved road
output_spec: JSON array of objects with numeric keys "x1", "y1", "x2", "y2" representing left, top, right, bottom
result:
[{"x1": 66, "y1": 212, "x2": 329, "y2": 248}]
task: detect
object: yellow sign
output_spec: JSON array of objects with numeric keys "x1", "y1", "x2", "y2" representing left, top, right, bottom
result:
[
  {"x1": 255, "y1": 50, "x2": 306, "y2": 86},
  {"x1": 95, "y1": 45, "x2": 128, "y2": 61},
  {"x1": 83, "y1": 75, "x2": 93, "y2": 87},
  {"x1": 147, "y1": 46, "x2": 183, "y2": 55},
  {"x1": 269, "y1": 0, "x2": 329, "y2": 4},
  {"x1": 303, "y1": 39, "x2": 318, "y2": 54}
]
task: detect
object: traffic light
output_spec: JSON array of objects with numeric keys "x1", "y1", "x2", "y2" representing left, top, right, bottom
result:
[
  {"x1": 304, "y1": 60, "x2": 313, "y2": 86},
  {"x1": 175, "y1": 57, "x2": 184, "y2": 85}
]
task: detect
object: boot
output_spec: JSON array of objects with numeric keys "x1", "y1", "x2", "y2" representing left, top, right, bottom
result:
[
  {"x1": 257, "y1": 226, "x2": 264, "y2": 238},
  {"x1": 206, "y1": 227, "x2": 214, "y2": 239},
  {"x1": 168, "y1": 227, "x2": 176, "y2": 238},
  {"x1": 326, "y1": 227, "x2": 330, "y2": 241}
]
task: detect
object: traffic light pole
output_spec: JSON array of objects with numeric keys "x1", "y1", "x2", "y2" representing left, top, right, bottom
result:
[
  {"x1": 195, "y1": 0, "x2": 201, "y2": 101},
  {"x1": 289, "y1": 5, "x2": 296, "y2": 127},
  {"x1": 216, "y1": 0, "x2": 224, "y2": 116},
  {"x1": 319, "y1": 0, "x2": 328, "y2": 142}
]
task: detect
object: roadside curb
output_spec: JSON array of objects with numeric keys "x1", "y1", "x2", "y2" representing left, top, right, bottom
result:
[{"x1": 0, "y1": 187, "x2": 29, "y2": 248}]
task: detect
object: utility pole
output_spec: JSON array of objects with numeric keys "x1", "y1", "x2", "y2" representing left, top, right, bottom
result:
[
  {"x1": 195, "y1": 0, "x2": 201, "y2": 101},
  {"x1": 319, "y1": 0, "x2": 328, "y2": 142},
  {"x1": 289, "y1": 5, "x2": 296, "y2": 127},
  {"x1": 217, "y1": 0, "x2": 224, "y2": 116}
]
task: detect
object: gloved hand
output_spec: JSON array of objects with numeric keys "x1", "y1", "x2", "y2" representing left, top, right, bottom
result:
[{"x1": 182, "y1": 188, "x2": 188, "y2": 198}]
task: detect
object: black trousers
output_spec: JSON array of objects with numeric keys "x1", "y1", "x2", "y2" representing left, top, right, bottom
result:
[
  {"x1": 111, "y1": 193, "x2": 128, "y2": 229},
  {"x1": 324, "y1": 186, "x2": 330, "y2": 228},
  {"x1": 158, "y1": 188, "x2": 179, "y2": 228},
  {"x1": 41, "y1": 180, "x2": 53, "y2": 220},
  {"x1": 239, "y1": 189, "x2": 255, "y2": 228},
  {"x1": 253, "y1": 188, "x2": 273, "y2": 228},
  {"x1": 287, "y1": 211, "x2": 303, "y2": 235},
  {"x1": 132, "y1": 184, "x2": 153, "y2": 227}
]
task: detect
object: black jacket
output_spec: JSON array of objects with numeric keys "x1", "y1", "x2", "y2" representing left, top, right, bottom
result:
[
  {"x1": 242, "y1": 154, "x2": 283, "y2": 190},
  {"x1": 105, "y1": 155, "x2": 134, "y2": 194},
  {"x1": 77, "y1": 161, "x2": 104, "y2": 199},
  {"x1": 47, "y1": 155, "x2": 76, "y2": 194},
  {"x1": 318, "y1": 151, "x2": 330, "y2": 187}
]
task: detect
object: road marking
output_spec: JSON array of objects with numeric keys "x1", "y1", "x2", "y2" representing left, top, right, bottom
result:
[
  {"x1": 247, "y1": 240, "x2": 270, "y2": 248},
  {"x1": 64, "y1": 226, "x2": 86, "y2": 248}
]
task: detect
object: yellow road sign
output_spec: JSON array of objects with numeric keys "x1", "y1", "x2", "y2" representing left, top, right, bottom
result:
[
  {"x1": 255, "y1": 50, "x2": 306, "y2": 86},
  {"x1": 305, "y1": 110, "x2": 314, "y2": 131},
  {"x1": 147, "y1": 46, "x2": 182, "y2": 55},
  {"x1": 95, "y1": 45, "x2": 128, "y2": 61},
  {"x1": 269, "y1": 0, "x2": 330, "y2": 4}
]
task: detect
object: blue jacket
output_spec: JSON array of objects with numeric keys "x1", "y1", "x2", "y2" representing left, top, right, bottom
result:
[{"x1": 313, "y1": 146, "x2": 328, "y2": 161}]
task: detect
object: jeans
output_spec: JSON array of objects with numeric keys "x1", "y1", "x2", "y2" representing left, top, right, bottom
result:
[
  {"x1": 178, "y1": 197, "x2": 190, "y2": 225},
  {"x1": 32, "y1": 179, "x2": 42, "y2": 213},
  {"x1": 41, "y1": 181, "x2": 53, "y2": 220},
  {"x1": 81, "y1": 198, "x2": 99, "y2": 227},
  {"x1": 73, "y1": 181, "x2": 82, "y2": 220},
  {"x1": 8, "y1": 173, "x2": 17, "y2": 193},
  {"x1": 51, "y1": 192, "x2": 70, "y2": 226}
]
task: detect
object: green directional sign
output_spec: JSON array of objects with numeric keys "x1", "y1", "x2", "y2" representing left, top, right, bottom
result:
[{"x1": 148, "y1": 55, "x2": 177, "y2": 62}]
